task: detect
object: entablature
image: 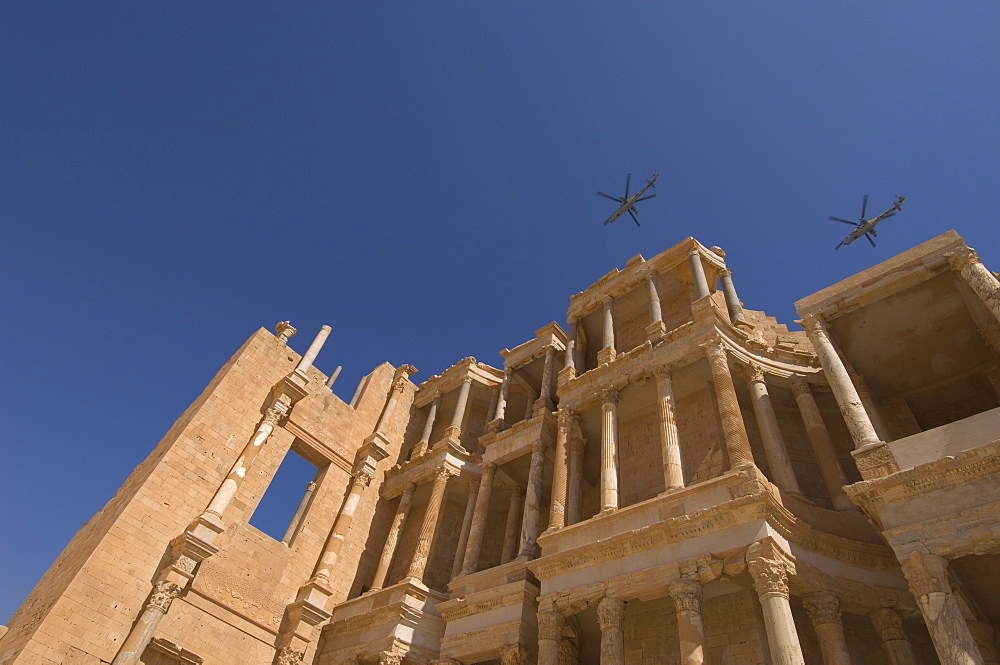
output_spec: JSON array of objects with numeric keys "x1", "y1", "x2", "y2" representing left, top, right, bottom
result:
[
  {"x1": 500, "y1": 322, "x2": 567, "y2": 370},
  {"x1": 414, "y1": 357, "x2": 503, "y2": 409},
  {"x1": 382, "y1": 441, "x2": 481, "y2": 498}
]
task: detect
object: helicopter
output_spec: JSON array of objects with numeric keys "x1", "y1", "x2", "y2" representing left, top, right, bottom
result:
[
  {"x1": 830, "y1": 194, "x2": 906, "y2": 249},
  {"x1": 598, "y1": 173, "x2": 659, "y2": 226}
]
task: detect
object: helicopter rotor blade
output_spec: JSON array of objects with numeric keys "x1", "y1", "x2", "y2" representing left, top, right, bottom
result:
[
  {"x1": 597, "y1": 192, "x2": 622, "y2": 202},
  {"x1": 624, "y1": 173, "x2": 632, "y2": 198},
  {"x1": 829, "y1": 216, "x2": 858, "y2": 226},
  {"x1": 636, "y1": 194, "x2": 657, "y2": 202},
  {"x1": 866, "y1": 234, "x2": 877, "y2": 247},
  {"x1": 628, "y1": 209, "x2": 641, "y2": 227},
  {"x1": 860, "y1": 194, "x2": 869, "y2": 221}
]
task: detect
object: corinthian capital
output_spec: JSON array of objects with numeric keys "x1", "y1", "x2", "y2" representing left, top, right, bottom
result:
[
  {"x1": 747, "y1": 542, "x2": 790, "y2": 598},
  {"x1": 946, "y1": 246, "x2": 981, "y2": 271},
  {"x1": 148, "y1": 581, "x2": 181, "y2": 612},
  {"x1": 277, "y1": 647, "x2": 305, "y2": 665},
  {"x1": 597, "y1": 596, "x2": 625, "y2": 630},
  {"x1": 803, "y1": 591, "x2": 842, "y2": 627},
  {"x1": 275, "y1": 321, "x2": 297, "y2": 344},
  {"x1": 747, "y1": 362, "x2": 766, "y2": 384},
  {"x1": 601, "y1": 387, "x2": 620, "y2": 405},
  {"x1": 869, "y1": 607, "x2": 907, "y2": 642},
  {"x1": 537, "y1": 608, "x2": 565, "y2": 641},
  {"x1": 900, "y1": 552, "x2": 951, "y2": 598},
  {"x1": 668, "y1": 580, "x2": 702, "y2": 613}
]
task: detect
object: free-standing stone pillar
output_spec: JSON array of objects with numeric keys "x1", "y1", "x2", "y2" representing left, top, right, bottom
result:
[
  {"x1": 600, "y1": 387, "x2": 621, "y2": 512},
  {"x1": 564, "y1": 317, "x2": 578, "y2": 378},
  {"x1": 547, "y1": 408, "x2": 572, "y2": 530},
  {"x1": 703, "y1": 338, "x2": 754, "y2": 468},
  {"x1": 370, "y1": 482, "x2": 416, "y2": 591},
  {"x1": 598, "y1": 297, "x2": 617, "y2": 365},
  {"x1": 492, "y1": 369, "x2": 513, "y2": 432},
  {"x1": 746, "y1": 364, "x2": 800, "y2": 493},
  {"x1": 445, "y1": 377, "x2": 474, "y2": 442},
  {"x1": 538, "y1": 605, "x2": 565, "y2": 665},
  {"x1": 535, "y1": 347, "x2": 557, "y2": 415},
  {"x1": 282, "y1": 480, "x2": 318, "y2": 544},
  {"x1": 870, "y1": 608, "x2": 918, "y2": 665},
  {"x1": 111, "y1": 582, "x2": 182, "y2": 665},
  {"x1": 406, "y1": 467, "x2": 452, "y2": 583},
  {"x1": 501, "y1": 486, "x2": 524, "y2": 564},
  {"x1": 747, "y1": 541, "x2": 806, "y2": 665},
  {"x1": 688, "y1": 248, "x2": 711, "y2": 300},
  {"x1": 294, "y1": 325, "x2": 332, "y2": 374},
  {"x1": 598, "y1": 597, "x2": 626, "y2": 665},
  {"x1": 803, "y1": 592, "x2": 854, "y2": 665},
  {"x1": 948, "y1": 246, "x2": 1000, "y2": 322},
  {"x1": 462, "y1": 462, "x2": 497, "y2": 574},
  {"x1": 566, "y1": 437, "x2": 585, "y2": 526},
  {"x1": 790, "y1": 379, "x2": 853, "y2": 510},
  {"x1": 718, "y1": 268, "x2": 747, "y2": 326},
  {"x1": 314, "y1": 471, "x2": 374, "y2": 585},
  {"x1": 654, "y1": 366, "x2": 685, "y2": 491},
  {"x1": 452, "y1": 478, "x2": 480, "y2": 578},
  {"x1": 646, "y1": 274, "x2": 667, "y2": 341},
  {"x1": 900, "y1": 552, "x2": 985, "y2": 665},
  {"x1": 413, "y1": 391, "x2": 443, "y2": 458},
  {"x1": 517, "y1": 441, "x2": 547, "y2": 561},
  {"x1": 669, "y1": 580, "x2": 706, "y2": 665}
]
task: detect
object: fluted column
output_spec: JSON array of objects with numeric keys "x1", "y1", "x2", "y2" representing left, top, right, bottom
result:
[
  {"x1": 111, "y1": 582, "x2": 182, "y2": 665},
  {"x1": 534, "y1": 347, "x2": 557, "y2": 415},
  {"x1": 688, "y1": 249, "x2": 711, "y2": 300},
  {"x1": 413, "y1": 391, "x2": 443, "y2": 457},
  {"x1": 719, "y1": 268, "x2": 747, "y2": 325},
  {"x1": 803, "y1": 592, "x2": 854, "y2": 665},
  {"x1": 462, "y1": 462, "x2": 496, "y2": 574},
  {"x1": 566, "y1": 437, "x2": 585, "y2": 525},
  {"x1": 653, "y1": 366, "x2": 684, "y2": 491},
  {"x1": 370, "y1": 482, "x2": 416, "y2": 591},
  {"x1": 452, "y1": 478, "x2": 480, "y2": 578},
  {"x1": 517, "y1": 441, "x2": 548, "y2": 561},
  {"x1": 598, "y1": 297, "x2": 616, "y2": 365},
  {"x1": 703, "y1": 339, "x2": 754, "y2": 468},
  {"x1": 445, "y1": 377, "x2": 474, "y2": 441},
  {"x1": 547, "y1": 408, "x2": 572, "y2": 530},
  {"x1": 901, "y1": 552, "x2": 984, "y2": 665},
  {"x1": 501, "y1": 487, "x2": 524, "y2": 564},
  {"x1": 406, "y1": 468, "x2": 452, "y2": 583},
  {"x1": 538, "y1": 606, "x2": 565, "y2": 665},
  {"x1": 314, "y1": 471, "x2": 373, "y2": 584},
  {"x1": 598, "y1": 597, "x2": 626, "y2": 665},
  {"x1": 790, "y1": 379, "x2": 853, "y2": 510},
  {"x1": 294, "y1": 325, "x2": 332, "y2": 374},
  {"x1": 669, "y1": 580, "x2": 705, "y2": 665},
  {"x1": 870, "y1": 608, "x2": 918, "y2": 665},
  {"x1": 747, "y1": 542, "x2": 805, "y2": 665},
  {"x1": 746, "y1": 364, "x2": 800, "y2": 493},
  {"x1": 948, "y1": 246, "x2": 1000, "y2": 322},
  {"x1": 600, "y1": 387, "x2": 620, "y2": 512}
]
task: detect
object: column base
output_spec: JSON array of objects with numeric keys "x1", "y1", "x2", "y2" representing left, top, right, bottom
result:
[
  {"x1": 557, "y1": 366, "x2": 577, "y2": 383},
  {"x1": 597, "y1": 348, "x2": 616, "y2": 366},
  {"x1": 851, "y1": 442, "x2": 899, "y2": 480},
  {"x1": 645, "y1": 321, "x2": 667, "y2": 344},
  {"x1": 533, "y1": 397, "x2": 555, "y2": 416}
]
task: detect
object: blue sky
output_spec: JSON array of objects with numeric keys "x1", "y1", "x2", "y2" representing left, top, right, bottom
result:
[{"x1": 2, "y1": 2, "x2": 998, "y2": 622}]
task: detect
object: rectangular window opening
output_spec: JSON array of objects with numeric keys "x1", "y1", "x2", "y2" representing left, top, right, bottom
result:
[{"x1": 249, "y1": 447, "x2": 322, "y2": 544}]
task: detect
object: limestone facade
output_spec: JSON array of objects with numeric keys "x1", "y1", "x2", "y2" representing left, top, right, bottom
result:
[{"x1": 3, "y1": 231, "x2": 998, "y2": 665}]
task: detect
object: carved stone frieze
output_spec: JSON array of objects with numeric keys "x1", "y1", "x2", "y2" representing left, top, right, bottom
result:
[{"x1": 851, "y1": 442, "x2": 900, "y2": 480}]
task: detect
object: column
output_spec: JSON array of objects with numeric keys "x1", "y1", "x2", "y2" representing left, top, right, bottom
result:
[
  {"x1": 563, "y1": 317, "x2": 578, "y2": 378},
  {"x1": 376, "y1": 371, "x2": 410, "y2": 434},
  {"x1": 275, "y1": 321, "x2": 297, "y2": 345},
  {"x1": 703, "y1": 339, "x2": 754, "y2": 468},
  {"x1": 719, "y1": 268, "x2": 747, "y2": 326},
  {"x1": 493, "y1": 369, "x2": 513, "y2": 429},
  {"x1": 688, "y1": 249, "x2": 711, "y2": 300},
  {"x1": 653, "y1": 366, "x2": 684, "y2": 491},
  {"x1": 746, "y1": 364, "x2": 800, "y2": 493},
  {"x1": 314, "y1": 471, "x2": 373, "y2": 584},
  {"x1": 325, "y1": 365, "x2": 343, "y2": 388},
  {"x1": 517, "y1": 441, "x2": 547, "y2": 561},
  {"x1": 800, "y1": 314, "x2": 882, "y2": 450},
  {"x1": 969, "y1": 622, "x2": 1000, "y2": 665},
  {"x1": 559, "y1": 638, "x2": 579, "y2": 665},
  {"x1": 501, "y1": 487, "x2": 524, "y2": 564},
  {"x1": 747, "y1": 542, "x2": 806, "y2": 665},
  {"x1": 406, "y1": 467, "x2": 452, "y2": 583},
  {"x1": 646, "y1": 274, "x2": 666, "y2": 340},
  {"x1": 566, "y1": 437, "x2": 585, "y2": 525},
  {"x1": 900, "y1": 552, "x2": 984, "y2": 665},
  {"x1": 547, "y1": 408, "x2": 572, "y2": 530},
  {"x1": 295, "y1": 325, "x2": 332, "y2": 374},
  {"x1": 870, "y1": 608, "x2": 919, "y2": 665},
  {"x1": 790, "y1": 379, "x2": 853, "y2": 510},
  {"x1": 462, "y1": 462, "x2": 497, "y2": 574},
  {"x1": 111, "y1": 582, "x2": 182, "y2": 665},
  {"x1": 370, "y1": 482, "x2": 416, "y2": 591},
  {"x1": 282, "y1": 480, "x2": 318, "y2": 544},
  {"x1": 948, "y1": 246, "x2": 1000, "y2": 322},
  {"x1": 803, "y1": 592, "x2": 854, "y2": 665},
  {"x1": 445, "y1": 376, "x2": 474, "y2": 441},
  {"x1": 669, "y1": 581, "x2": 706, "y2": 665},
  {"x1": 600, "y1": 388, "x2": 620, "y2": 512},
  {"x1": 413, "y1": 391, "x2": 443, "y2": 458},
  {"x1": 538, "y1": 606, "x2": 565, "y2": 665},
  {"x1": 598, "y1": 297, "x2": 616, "y2": 365},
  {"x1": 534, "y1": 347, "x2": 557, "y2": 414},
  {"x1": 452, "y1": 478, "x2": 480, "y2": 578},
  {"x1": 598, "y1": 597, "x2": 626, "y2": 665}
]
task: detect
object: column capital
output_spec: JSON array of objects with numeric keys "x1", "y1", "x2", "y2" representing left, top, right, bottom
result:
[
  {"x1": 603, "y1": 295, "x2": 615, "y2": 306},
  {"x1": 277, "y1": 647, "x2": 305, "y2": 665},
  {"x1": 499, "y1": 645, "x2": 529, "y2": 665},
  {"x1": 747, "y1": 362, "x2": 766, "y2": 384},
  {"x1": 461, "y1": 375, "x2": 474, "y2": 386},
  {"x1": 803, "y1": 591, "x2": 842, "y2": 627},
  {"x1": 702, "y1": 336, "x2": 728, "y2": 361},
  {"x1": 568, "y1": 437, "x2": 586, "y2": 455},
  {"x1": 799, "y1": 312, "x2": 827, "y2": 336},
  {"x1": 597, "y1": 596, "x2": 626, "y2": 630},
  {"x1": 869, "y1": 607, "x2": 907, "y2": 642},
  {"x1": 652, "y1": 364, "x2": 672, "y2": 381},
  {"x1": 353, "y1": 470, "x2": 374, "y2": 489},
  {"x1": 557, "y1": 407, "x2": 576, "y2": 433},
  {"x1": 275, "y1": 321, "x2": 297, "y2": 344},
  {"x1": 402, "y1": 481, "x2": 417, "y2": 497},
  {"x1": 263, "y1": 399, "x2": 291, "y2": 427},
  {"x1": 433, "y1": 466, "x2": 454, "y2": 483},
  {"x1": 789, "y1": 376, "x2": 811, "y2": 396},
  {"x1": 538, "y1": 608, "x2": 565, "y2": 640},
  {"x1": 687, "y1": 247, "x2": 701, "y2": 258},
  {"x1": 601, "y1": 387, "x2": 620, "y2": 405},
  {"x1": 946, "y1": 246, "x2": 981, "y2": 270},
  {"x1": 718, "y1": 266, "x2": 732, "y2": 277},
  {"x1": 900, "y1": 551, "x2": 951, "y2": 598},
  {"x1": 482, "y1": 461, "x2": 497, "y2": 475},
  {"x1": 747, "y1": 542, "x2": 790, "y2": 598},
  {"x1": 532, "y1": 439, "x2": 548, "y2": 456},
  {"x1": 148, "y1": 581, "x2": 182, "y2": 613},
  {"x1": 668, "y1": 580, "x2": 702, "y2": 613}
]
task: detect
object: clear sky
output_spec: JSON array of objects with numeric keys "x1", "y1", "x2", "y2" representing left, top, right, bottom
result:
[{"x1": 2, "y1": 2, "x2": 998, "y2": 623}]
